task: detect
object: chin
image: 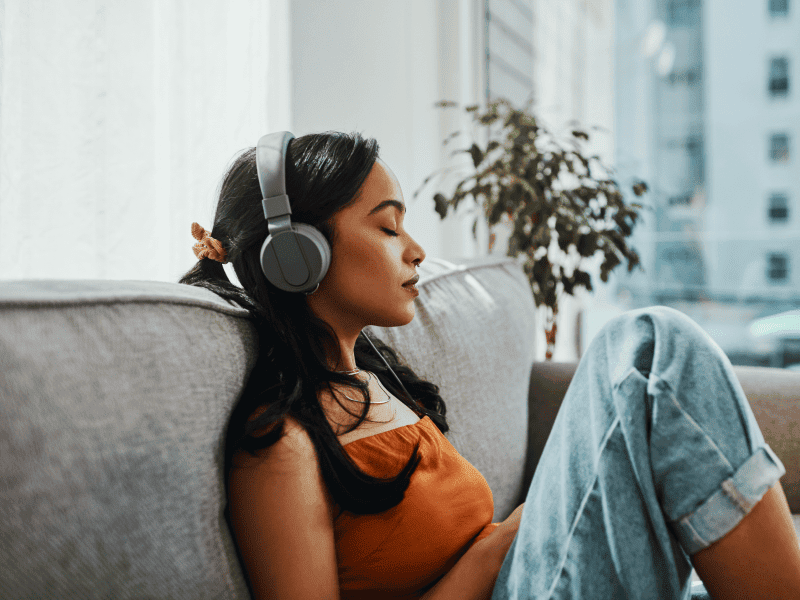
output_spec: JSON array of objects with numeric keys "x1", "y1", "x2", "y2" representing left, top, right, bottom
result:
[{"x1": 370, "y1": 304, "x2": 416, "y2": 328}]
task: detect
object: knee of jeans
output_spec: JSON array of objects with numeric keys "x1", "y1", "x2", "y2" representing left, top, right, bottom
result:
[
  {"x1": 607, "y1": 305, "x2": 712, "y2": 346},
  {"x1": 599, "y1": 305, "x2": 720, "y2": 383},
  {"x1": 645, "y1": 305, "x2": 724, "y2": 356}
]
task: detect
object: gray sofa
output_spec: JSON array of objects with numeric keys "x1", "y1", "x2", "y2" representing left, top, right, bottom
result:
[{"x1": 1, "y1": 255, "x2": 797, "y2": 598}]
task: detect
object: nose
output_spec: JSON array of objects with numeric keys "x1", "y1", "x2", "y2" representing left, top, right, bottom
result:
[{"x1": 411, "y1": 239, "x2": 425, "y2": 267}]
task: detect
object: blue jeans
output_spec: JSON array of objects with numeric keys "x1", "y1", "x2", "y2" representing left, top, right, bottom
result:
[{"x1": 491, "y1": 306, "x2": 786, "y2": 600}]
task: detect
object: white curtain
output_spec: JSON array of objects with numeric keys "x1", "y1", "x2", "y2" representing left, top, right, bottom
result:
[{"x1": 0, "y1": 0, "x2": 290, "y2": 282}]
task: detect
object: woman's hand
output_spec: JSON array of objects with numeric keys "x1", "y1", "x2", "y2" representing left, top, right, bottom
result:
[
  {"x1": 420, "y1": 503, "x2": 527, "y2": 600},
  {"x1": 480, "y1": 503, "x2": 525, "y2": 565}
]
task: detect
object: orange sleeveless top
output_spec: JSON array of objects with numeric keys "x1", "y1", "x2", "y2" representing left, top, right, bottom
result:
[{"x1": 334, "y1": 415, "x2": 500, "y2": 600}]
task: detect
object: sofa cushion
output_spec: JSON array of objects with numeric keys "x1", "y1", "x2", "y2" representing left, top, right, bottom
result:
[
  {"x1": 0, "y1": 280, "x2": 256, "y2": 598},
  {"x1": 367, "y1": 256, "x2": 537, "y2": 522}
]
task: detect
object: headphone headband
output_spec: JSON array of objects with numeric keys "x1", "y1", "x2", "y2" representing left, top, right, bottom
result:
[
  {"x1": 256, "y1": 131, "x2": 331, "y2": 294},
  {"x1": 256, "y1": 132, "x2": 295, "y2": 220}
]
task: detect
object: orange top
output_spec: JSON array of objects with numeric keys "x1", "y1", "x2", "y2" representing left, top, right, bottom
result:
[{"x1": 334, "y1": 415, "x2": 500, "y2": 600}]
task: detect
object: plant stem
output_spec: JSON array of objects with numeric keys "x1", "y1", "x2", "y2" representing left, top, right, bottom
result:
[{"x1": 545, "y1": 303, "x2": 559, "y2": 361}]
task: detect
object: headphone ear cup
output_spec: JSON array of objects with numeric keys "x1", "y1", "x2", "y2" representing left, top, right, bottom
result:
[{"x1": 260, "y1": 223, "x2": 331, "y2": 293}]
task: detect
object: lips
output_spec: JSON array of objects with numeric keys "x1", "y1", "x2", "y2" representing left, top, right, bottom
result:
[{"x1": 403, "y1": 274, "x2": 420, "y2": 287}]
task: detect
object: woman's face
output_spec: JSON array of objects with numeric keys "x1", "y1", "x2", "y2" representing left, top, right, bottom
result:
[{"x1": 306, "y1": 158, "x2": 426, "y2": 333}]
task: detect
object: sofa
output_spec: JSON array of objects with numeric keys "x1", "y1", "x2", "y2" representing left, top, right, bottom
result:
[{"x1": 1, "y1": 255, "x2": 797, "y2": 598}]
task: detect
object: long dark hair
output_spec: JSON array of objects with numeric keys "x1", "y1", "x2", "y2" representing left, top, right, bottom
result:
[{"x1": 179, "y1": 131, "x2": 448, "y2": 516}]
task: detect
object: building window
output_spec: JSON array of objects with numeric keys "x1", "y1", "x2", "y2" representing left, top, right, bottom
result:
[
  {"x1": 768, "y1": 253, "x2": 789, "y2": 281},
  {"x1": 668, "y1": 194, "x2": 692, "y2": 207},
  {"x1": 770, "y1": 133, "x2": 790, "y2": 162},
  {"x1": 667, "y1": 0, "x2": 700, "y2": 25},
  {"x1": 768, "y1": 193, "x2": 790, "y2": 222},
  {"x1": 769, "y1": 0, "x2": 789, "y2": 17},
  {"x1": 668, "y1": 67, "x2": 701, "y2": 85},
  {"x1": 769, "y1": 57, "x2": 790, "y2": 96}
]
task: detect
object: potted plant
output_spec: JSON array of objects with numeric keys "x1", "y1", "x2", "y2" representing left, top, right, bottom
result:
[{"x1": 416, "y1": 98, "x2": 651, "y2": 360}]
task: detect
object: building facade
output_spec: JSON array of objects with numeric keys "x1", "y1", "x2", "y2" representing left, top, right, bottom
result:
[{"x1": 614, "y1": 0, "x2": 800, "y2": 366}]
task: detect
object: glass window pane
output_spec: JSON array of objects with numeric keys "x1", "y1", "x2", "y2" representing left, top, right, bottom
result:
[
  {"x1": 771, "y1": 134, "x2": 790, "y2": 162},
  {"x1": 769, "y1": 0, "x2": 789, "y2": 17},
  {"x1": 667, "y1": 0, "x2": 700, "y2": 25},
  {"x1": 768, "y1": 253, "x2": 789, "y2": 281},
  {"x1": 769, "y1": 57, "x2": 790, "y2": 96},
  {"x1": 769, "y1": 193, "x2": 790, "y2": 221}
]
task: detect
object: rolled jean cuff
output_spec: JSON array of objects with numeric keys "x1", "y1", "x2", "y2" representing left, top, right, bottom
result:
[{"x1": 671, "y1": 444, "x2": 786, "y2": 556}]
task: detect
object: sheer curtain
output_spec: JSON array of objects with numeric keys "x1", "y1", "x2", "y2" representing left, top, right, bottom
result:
[{"x1": 0, "y1": 0, "x2": 290, "y2": 282}]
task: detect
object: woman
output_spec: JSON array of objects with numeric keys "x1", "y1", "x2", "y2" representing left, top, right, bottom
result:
[{"x1": 180, "y1": 131, "x2": 800, "y2": 599}]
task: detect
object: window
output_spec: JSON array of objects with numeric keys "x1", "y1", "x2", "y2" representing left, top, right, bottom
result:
[
  {"x1": 768, "y1": 253, "x2": 789, "y2": 281},
  {"x1": 769, "y1": 57, "x2": 789, "y2": 96},
  {"x1": 667, "y1": 0, "x2": 700, "y2": 25},
  {"x1": 668, "y1": 67, "x2": 701, "y2": 85},
  {"x1": 770, "y1": 133, "x2": 790, "y2": 162},
  {"x1": 769, "y1": 0, "x2": 789, "y2": 17},
  {"x1": 669, "y1": 194, "x2": 692, "y2": 207},
  {"x1": 768, "y1": 193, "x2": 789, "y2": 222}
]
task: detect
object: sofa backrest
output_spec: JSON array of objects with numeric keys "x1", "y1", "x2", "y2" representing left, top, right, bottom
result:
[
  {"x1": 0, "y1": 256, "x2": 538, "y2": 599},
  {"x1": 367, "y1": 256, "x2": 537, "y2": 522},
  {"x1": 0, "y1": 279, "x2": 257, "y2": 598}
]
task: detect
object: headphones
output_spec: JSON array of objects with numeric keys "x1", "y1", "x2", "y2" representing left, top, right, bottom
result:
[
  {"x1": 256, "y1": 131, "x2": 331, "y2": 295},
  {"x1": 255, "y1": 131, "x2": 417, "y2": 405}
]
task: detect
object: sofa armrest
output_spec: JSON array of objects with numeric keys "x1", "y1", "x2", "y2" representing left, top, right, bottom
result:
[{"x1": 523, "y1": 362, "x2": 800, "y2": 513}]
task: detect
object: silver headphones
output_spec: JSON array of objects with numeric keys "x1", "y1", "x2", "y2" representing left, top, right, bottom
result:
[
  {"x1": 256, "y1": 131, "x2": 331, "y2": 295},
  {"x1": 254, "y1": 131, "x2": 417, "y2": 404}
]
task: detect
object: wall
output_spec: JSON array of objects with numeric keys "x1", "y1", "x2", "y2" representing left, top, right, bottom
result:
[{"x1": 289, "y1": 0, "x2": 487, "y2": 263}]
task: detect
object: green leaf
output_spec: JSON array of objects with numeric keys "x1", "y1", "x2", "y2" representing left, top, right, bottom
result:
[
  {"x1": 562, "y1": 275, "x2": 575, "y2": 296},
  {"x1": 573, "y1": 269, "x2": 593, "y2": 292},
  {"x1": 533, "y1": 227, "x2": 551, "y2": 248},
  {"x1": 576, "y1": 232, "x2": 598, "y2": 257},
  {"x1": 488, "y1": 198, "x2": 506, "y2": 225},
  {"x1": 601, "y1": 252, "x2": 621, "y2": 274},
  {"x1": 433, "y1": 193, "x2": 450, "y2": 219},
  {"x1": 557, "y1": 231, "x2": 572, "y2": 252},
  {"x1": 468, "y1": 143, "x2": 484, "y2": 168}
]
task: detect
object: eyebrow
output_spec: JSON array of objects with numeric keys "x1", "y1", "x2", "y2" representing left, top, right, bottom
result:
[{"x1": 369, "y1": 199, "x2": 406, "y2": 216}]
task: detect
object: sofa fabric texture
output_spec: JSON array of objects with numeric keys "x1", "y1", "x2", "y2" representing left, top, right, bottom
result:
[{"x1": 0, "y1": 256, "x2": 536, "y2": 599}]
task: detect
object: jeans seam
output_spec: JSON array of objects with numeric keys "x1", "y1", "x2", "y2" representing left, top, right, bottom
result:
[
  {"x1": 721, "y1": 478, "x2": 755, "y2": 513},
  {"x1": 651, "y1": 370, "x2": 735, "y2": 474},
  {"x1": 545, "y1": 414, "x2": 621, "y2": 598},
  {"x1": 680, "y1": 515, "x2": 709, "y2": 549}
]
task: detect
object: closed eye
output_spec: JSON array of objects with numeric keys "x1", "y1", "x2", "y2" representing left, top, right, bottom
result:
[{"x1": 381, "y1": 227, "x2": 399, "y2": 237}]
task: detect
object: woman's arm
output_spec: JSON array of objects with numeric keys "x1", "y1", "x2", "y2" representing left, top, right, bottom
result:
[
  {"x1": 419, "y1": 538, "x2": 503, "y2": 600},
  {"x1": 420, "y1": 503, "x2": 525, "y2": 600},
  {"x1": 228, "y1": 415, "x2": 340, "y2": 600}
]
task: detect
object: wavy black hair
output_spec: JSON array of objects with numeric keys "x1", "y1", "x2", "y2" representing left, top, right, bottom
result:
[{"x1": 179, "y1": 131, "x2": 448, "y2": 518}]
